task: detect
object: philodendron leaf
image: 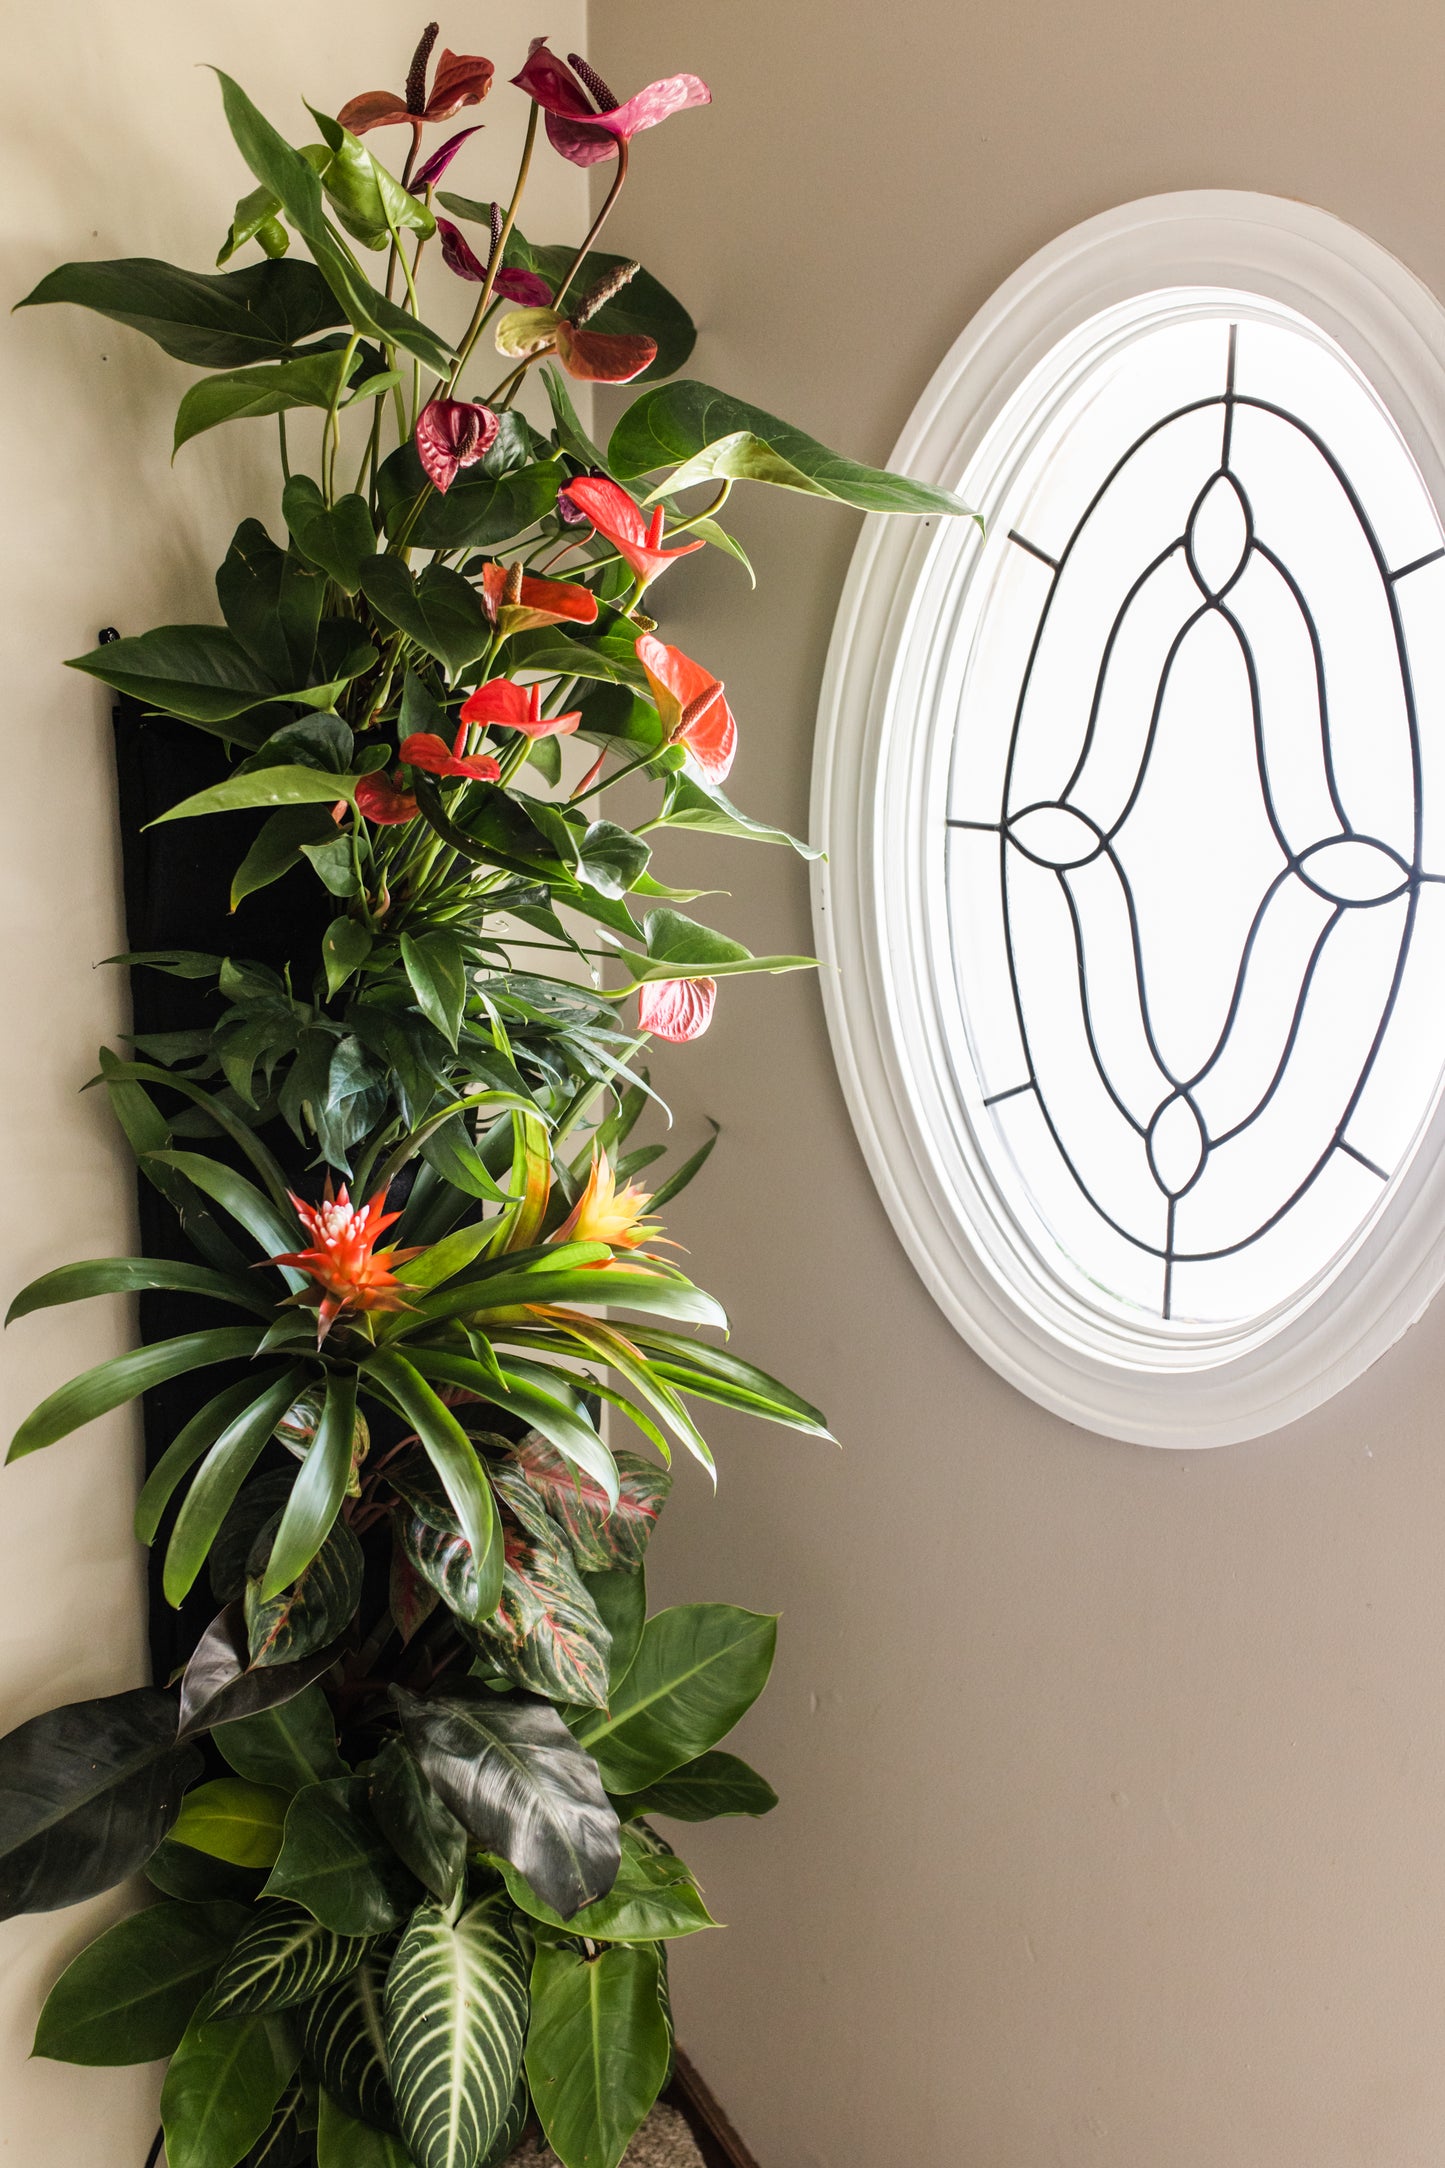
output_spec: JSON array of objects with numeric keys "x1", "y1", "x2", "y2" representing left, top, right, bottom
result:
[
  {"x1": 264, "y1": 1777, "x2": 418, "y2": 1935},
  {"x1": 306, "y1": 1931, "x2": 399, "y2": 2133},
  {"x1": 161, "y1": 1998, "x2": 301, "y2": 2168},
  {"x1": 394, "y1": 1684, "x2": 620, "y2": 1920},
  {"x1": 16, "y1": 255, "x2": 345, "y2": 366},
  {"x1": 317, "y1": 2091, "x2": 413, "y2": 2167},
  {"x1": 215, "y1": 1685, "x2": 348, "y2": 1794},
  {"x1": 609, "y1": 379, "x2": 979, "y2": 518},
  {"x1": 586, "y1": 1567, "x2": 647, "y2": 1692},
  {"x1": 367, "y1": 1739, "x2": 467, "y2": 1907},
  {"x1": 492, "y1": 1823, "x2": 717, "y2": 1943},
  {"x1": 33, "y1": 1898, "x2": 250, "y2": 2065},
  {"x1": 245, "y1": 1511, "x2": 363, "y2": 1666},
  {"x1": 525, "y1": 1936, "x2": 669, "y2": 2168},
  {"x1": 170, "y1": 1778, "x2": 291, "y2": 1870},
  {"x1": 573, "y1": 1606, "x2": 778, "y2": 1795},
  {"x1": 510, "y1": 1436, "x2": 671, "y2": 1574},
  {"x1": 612, "y1": 1749, "x2": 779, "y2": 1824},
  {"x1": 147, "y1": 1839, "x2": 265, "y2": 1907},
  {"x1": 0, "y1": 1688, "x2": 201, "y2": 1918},
  {"x1": 384, "y1": 1894, "x2": 529, "y2": 2168},
  {"x1": 178, "y1": 1602, "x2": 344, "y2": 1741},
  {"x1": 208, "y1": 1897, "x2": 369, "y2": 2017}
]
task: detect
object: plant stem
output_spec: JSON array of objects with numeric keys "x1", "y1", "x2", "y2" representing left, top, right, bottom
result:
[
  {"x1": 446, "y1": 102, "x2": 540, "y2": 395},
  {"x1": 551, "y1": 141, "x2": 631, "y2": 313}
]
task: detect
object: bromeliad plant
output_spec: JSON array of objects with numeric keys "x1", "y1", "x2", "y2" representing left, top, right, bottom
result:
[{"x1": 3, "y1": 27, "x2": 972, "y2": 2168}]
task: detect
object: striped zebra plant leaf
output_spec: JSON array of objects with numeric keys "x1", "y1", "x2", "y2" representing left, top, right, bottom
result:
[
  {"x1": 245, "y1": 1511, "x2": 364, "y2": 1666},
  {"x1": 303, "y1": 1932, "x2": 398, "y2": 2131},
  {"x1": 208, "y1": 1897, "x2": 370, "y2": 2016},
  {"x1": 384, "y1": 1894, "x2": 528, "y2": 2168},
  {"x1": 481, "y1": 2076, "x2": 529, "y2": 2167},
  {"x1": 241, "y1": 2077, "x2": 306, "y2": 2167},
  {"x1": 509, "y1": 1437, "x2": 670, "y2": 1574}
]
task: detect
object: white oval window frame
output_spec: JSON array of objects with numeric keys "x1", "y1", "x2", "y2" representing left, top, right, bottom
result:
[{"x1": 811, "y1": 191, "x2": 1445, "y2": 1446}]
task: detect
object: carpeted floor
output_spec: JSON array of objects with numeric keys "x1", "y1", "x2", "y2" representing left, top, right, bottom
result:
[{"x1": 507, "y1": 2102, "x2": 704, "y2": 2166}]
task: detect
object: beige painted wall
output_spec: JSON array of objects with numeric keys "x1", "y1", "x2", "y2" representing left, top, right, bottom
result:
[
  {"x1": 0, "y1": 4, "x2": 584, "y2": 2155},
  {"x1": 591, "y1": 5, "x2": 1445, "y2": 2165}
]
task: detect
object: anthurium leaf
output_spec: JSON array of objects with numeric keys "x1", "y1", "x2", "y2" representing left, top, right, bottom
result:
[
  {"x1": 216, "y1": 1685, "x2": 348, "y2": 1794},
  {"x1": 306, "y1": 1933, "x2": 399, "y2": 2134},
  {"x1": 0, "y1": 1689, "x2": 199, "y2": 1919},
  {"x1": 6, "y1": 1324, "x2": 264, "y2": 1464},
  {"x1": 368, "y1": 1739, "x2": 466, "y2": 1907},
  {"x1": 264, "y1": 1777, "x2": 418, "y2": 1935},
  {"x1": 317, "y1": 2091, "x2": 412, "y2": 2167},
  {"x1": 511, "y1": 1438, "x2": 670, "y2": 1575},
  {"x1": 175, "y1": 349, "x2": 372, "y2": 452},
  {"x1": 537, "y1": 361, "x2": 607, "y2": 466},
  {"x1": 525, "y1": 1937, "x2": 669, "y2": 2168},
  {"x1": 660, "y1": 770, "x2": 820, "y2": 856},
  {"x1": 216, "y1": 520, "x2": 327, "y2": 689},
  {"x1": 5, "y1": 1255, "x2": 272, "y2": 1325},
  {"x1": 310, "y1": 107, "x2": 436, "y2": 249},
  {"x1": 217, "y1": 182, "x2": 288, "y2": 266},
  {"x1": 170, "y1": 1777, "x2": 291, "y2": 1869},
  {"x1": 33, "y1": 1897, "x2": 250, "y2": 2065},
  {"x1": 641, "y1": 908, "x2": 749, "y2": 968},
  {"x1": 359, "y1": 559, "x2": 492, "y2": 677},
  {"x1": 139, "y1": 1374, "x2": 297, "y2": 1552},
  {"x1": 246, "y1": 1513, "x2": 362, "y2": 1665},
  {"x1": 66, "y1": 626, "x2": 289, "y2": 732},
  {"x1": 609, "y1": 380, "x2": 979, "y2": 517},
  {"x1": 574, "y1": 1606, "x2": 778, "y2": 1794},
  {"x1": 179, "y1": 1601, "x2": 344, "y2": 1740},
  {"x1": 586, "y1": 1567, "x2": 647, "y2": 1690},
  {"x1": 161, "y1": 1997, "x2": 301, "y2": 2168},
  {"x1": 151, "y1": 763, "x2": 368, "y2": 825},
  {"x1": 612, "y1": 1749, "x2": 778, "y2": 1823},
  {"x1": 209, "y1": 1897, "x2": 369, "y2": 2017},
  {"x1": 261, "y1": 1371, "x2": 359, "y2": 1598},
  {"x1": 283, "y1": 475, "x2": 376, "y2": 594},
  {"x1": 376, "y1": 441, "x2": 561, "y2": 551},
  {"x1": 232, "y1": 804, "x2": 340, "y2": 909},
  {"x1": 576, "y1": 820, "x2": 650, "y2": 898},
  {"x1": 394, "y1": 1685, "x2": 620, "y2": 1920},
  {"x1": 215, "y1": 73, "x2": 454, "y2": 376},
  {"x1": 471, "y1": 1473, "x2": 613, "y2": 1711},
  {"x1": 400, "y1": 929, "x2": 468, "y2": 1046},
  {"x1": 16, "y1": 255, "x2": 344, "y2": 366},
  {"x1": 165, "y1": 1370, "x2": 314, "y2": 1608},
  {"x1": 384, "y1": 1893, "x2": 529, "y2": 2168},
  {"x1": 493, "y1": 1821, "x2": 715, "y2": 1942},
  {"x1": 364, "y1": 1350, "x2": 502, "y2": 1612}
]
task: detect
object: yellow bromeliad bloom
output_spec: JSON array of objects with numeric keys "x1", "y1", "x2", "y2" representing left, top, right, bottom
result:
[{"x1": 554, "y1": 1148, "x2": 669, "y2": 1257}]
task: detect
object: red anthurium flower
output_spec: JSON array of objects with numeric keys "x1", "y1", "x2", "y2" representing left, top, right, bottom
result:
[
  {"x1": 400, "y1": 721, "x2": 502, "y2": 782},
  {"x1": 355, "y1": 770, "x2": 420, "y2": 824},
  {"x1": 553, "y1": 319, "x2": 657, "y2": 382},
  {"x1": 558, "y1": 477, "x2": 703, "y2": 592},
  {"x1": 339, "y1": 25, "x2": 494, "y2": 144},
  {"x1": 480, "y1": 561, "x2": 599, "y2": 636},
  {"x1": 512, "y1": 40, "x2": 710, "y2": 167},
  {"x1": 415, "y1": 397, "x2": 499, "y2": 493},
  {"x1": 638, "y1": 977, "x2": 717, "y2": 1043},
  {"x1": 434, "y1": 219, "x2": 554, "y2": 307},
  {"x1": 269, "y1": 1182, "x2": 423, "y2": 1344},
  {"x1": 635, "y1": 632, "x2": 737, "y2": 783},
  {"x1": 459, "y1": 678, "x2": 582, "y2": 739},
  {"x1": 408, "y1": 126, "x2": 484, "y2": 195}
]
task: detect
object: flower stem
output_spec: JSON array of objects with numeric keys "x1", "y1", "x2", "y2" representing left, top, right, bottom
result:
[
  {"x1": 551, "y1": 141, "x2": 630, "y2": 313},
  {"x1": 446, "y1": 102, "x2": 540, "y2": 395}
]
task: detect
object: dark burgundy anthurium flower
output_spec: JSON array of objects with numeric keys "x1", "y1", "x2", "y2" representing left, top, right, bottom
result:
[
  {"x1": 414, "y1": 397, "x2": 499, "y2": 492},
  {"x1": 459, "y1": 678, "x2": 583, "y2": 739},
  {"x1": 339, "y1": 23, "x2": 494, "y2": 146},
  {"x1": 400, "y1": 721, "x2": 502, "y2": 781},
  {"x1": 559, "y1": 477, "x2": 703, "y2": 590},
  {"x1": 511, "y1": 40, "x2": 710, "y2": 167},
  {"x1": 408, "y1": 126, "x2": 484, "y2": 195},
  {"x1": 434, "y1": 219, "x2": 554, "y2": 306}
]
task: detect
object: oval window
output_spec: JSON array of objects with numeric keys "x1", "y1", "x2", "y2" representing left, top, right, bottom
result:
[{"x1": 813, "y1": 195, "x2": 1445, "y2": 1443}]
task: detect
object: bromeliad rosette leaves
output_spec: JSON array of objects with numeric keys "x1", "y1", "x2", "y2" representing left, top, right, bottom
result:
[{"x1": 5, "y1": 21, "x2": 974, "y2": 2168}]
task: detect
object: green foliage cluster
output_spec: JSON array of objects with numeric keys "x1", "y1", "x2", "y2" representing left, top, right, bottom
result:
[{"x1": 3, "y1": 27, "x2": 972, "y2": 2168}]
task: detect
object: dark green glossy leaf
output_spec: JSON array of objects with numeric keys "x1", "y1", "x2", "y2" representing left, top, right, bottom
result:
[
  {"x1": 151, "y1": 762, "x2": 370, "y2": 825},
  {"x1": 33, "y1": 1899, "x2": 249, "y2": 2065},
  {"x1": 264, "y1": 1777, "x2": 417, "y2": 1934},
  {"x1": 576, "y1": 820, "x2": 650, "y2": 898},
  {"x1": 161, "y1": 1998, "x2": 300, "y2": 2168},
  {"x1": 310, "y1": 107, "x2": 435, "y2": 250},
  {"x1": 209, "y1": 1472, "x2": 299, "y2": 1604},
  {"x1": 5, "y1": 1254, "x2": 272, "y2": 1325},
  {"x1": 585, "y1": 1567, "x2": 647, "y2": 1691},
  {"x1": 511, "y1": 1437, "x2": 670, "y2": 1575},
  {"x1": 176, "y1": 349, "x2": 387, "y2": 451},
  {"x1": 148, "y1": 1839, "x2": 266, "y2": 1906},
  {"x1": 178, "y1": 1601, "x2": 343, "y2": 1740},
  {"x1": 400, "y1": 929, "x2": 468, "y2": 1047},
  {"x1": 170, "y1": 1778, "x2": 291, "y2": 1869},
  {"x1": 8, "y1": 1324, "x2": 263, "y2": 1463},
  {"x1": 612, "y1": 1749, "x2": 778, "y2": 1824},
  {"x1": 216, "y1": 519, "x2": 326, "y2": 690},
  {"x1": 66, "y1": 625, "x2": 340, "y2": 732},
  {"x1": 363, "y1": 1350, "x2": 502, "y2": 1613},
  {"x1": 317, "y1": 2092, "x2": 411, "y2": 2167},
  {"x1": 525, "y1": 1937, "x2": 669, "y2": 2168},
  {"x1": 573, "y1": 1606, "x2": 778, "y2": 1794},
  {"x1": 394, "y1": 1684, "x2": 619, "y2": 1921},
  {"x1": 0, "y1": 1688, "x2": 200, "y2": 1918},
  {"x1": 261, "y1": 1370, "x2": 359, "y2": 1597},
  {"x1": 209, "y1": 1897, "x2": 369, "y2": 2016},
  {"x1": 216, "y1": 1685, "x2": 348, "y2": 1793},
  {"x1": 283, "y1": 475, "x2": 376, "y2": 594},
  {"x1": 306, "y1": 1933, "x2": 398, "y2": 2134},
  {"x1": 232, "y1": 804, "x2": 340, "y2": 909},
  {"x1": 368, "y1": 1740, "x2": 466, "y2": 1907},
  {"x1": 359, "y1": 558, "x2": 492, "y2": 677},
  {"x1": 384, "y1": 1894, "x2": 528, "y2": 2168},
  {"x1": 165, "y1": 1370, "x2": 311, "y2": 1608},
  {"x1": 138, "y1": 1379, "x2": 290, "y2": 1553},
  {"x1": 493, "y1": 1822, "x2": 716, "y2": 1943},
  {"x1": 659, "y1": 770, "x2": 821, "y2": 856},
  {"x1": 246, "y1": 1512, "x2": 363, "y2": 1665},
  {"x1": 376, "y1": 441, "x2": 560, "y2": 551},
  {"x1": 17, "y1": 255, "x2": 344, "y2": 366}
]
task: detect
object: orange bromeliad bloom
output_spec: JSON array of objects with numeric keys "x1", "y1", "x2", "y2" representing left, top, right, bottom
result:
[
  {"x1": 554, "y1": 1148, "x2": 669, "y2": 1257},
  {"x1": 270, "y1": 1183, "x2": 423, "y2": 1344}
]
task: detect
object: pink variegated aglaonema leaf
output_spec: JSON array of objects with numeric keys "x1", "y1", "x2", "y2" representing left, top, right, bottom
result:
[
  {"x1": 511, "y1": 1434, "x2": 672, "y2": 1573},
  {"x1": 467, "y1": 1469, "x2": 613, "y2": 1708}
]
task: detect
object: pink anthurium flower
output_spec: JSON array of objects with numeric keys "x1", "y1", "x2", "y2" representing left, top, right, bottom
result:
[
  {"x1": 339, "y1": 30, "x2": 494, "y2": 145},
  {"x1": 354, "y1": 771, "x2": 420, "y2": 824},
  {"x1": 400, "y1": 721, "x2": 502, "y2": 782},
  {"x1": 558, "y1": 477, "x2": 703, "y2": 592},
  {"x1": 635, "y1": 632, "x2": 737, "y2": 783},
  {"x1": 268, "y1": 1182, "x2": 422, "y2": 1344},
  {"x1": 480, "y1": 562, "x2": 599, "y2": 636},
  {"x1": 434, "y1": 219, "x2": 554, "y2": 306},
  {"x1": 638, "y1": 976, "x2": 717, "y2": 1043},
  {"x1": 414, "y1": 397, "x2": 499, "y2": 493},
  {"x1": 459, "y1": 678, "x2": 582, "y2": 740},
  {"x1": 511, "y1": 41, "x2": 710, "y2": 167}
]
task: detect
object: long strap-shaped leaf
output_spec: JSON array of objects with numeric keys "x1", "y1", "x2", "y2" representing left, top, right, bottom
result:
[
  {"x1": 526, "y1": 1310, "x2": 715, "y2": 1480},
  {"x1": 136, "y1": 1368, "x2": 294, "y2": 1545},
  {"x1": 364, "y1": 1350, "x2": 502, "y2": 1618},
  {"x1": 627, "y1": 1326, "x2": 835, "y2": 1436},
  {"x1": 259, "y1": 1369, "x2": 358, "y2": 1598},
  {"x1": 97, "y1": 1057, "x2": 293, "y2": 1208},
  {"x1": 146, "y1": 1148, "x2": 305, "y2": 1284},
  {"x1": 6, "y1": 1255, "x2": 274, "y2": 1325},
  {"x1": 384, "y1": 1895, "x2": 528, "y2": 2168},
  {"x1": 164, "y1": 1367, "x2": 307, "y2": 1605},
  {"x1": 403, "y1": 1349, "x2": 619, "y2": 1507},
  {"x1": 8, "y1": 1326, "x2": 264, "y2": 1463}
]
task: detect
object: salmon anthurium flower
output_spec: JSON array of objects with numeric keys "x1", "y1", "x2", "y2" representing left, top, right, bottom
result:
[
  {"x1": 638, "y1": 977, "x2": 717, "y2": 1043},
  {"x1": 269, "y1": 1182, "x2": 423, "y2": 1344},
  {"x1": 400, "y1": 721, "x2": 502, "y2": 782},
  {"x1": 339, "y1": 26, "x2": 494, "y2": 146},
  {"x1": 434, "y1": 219, "x2": 554, "y2": 306},
  {"x1": 635, "y1": 632, "x2": 737, "y2": 783},
  {"x1": 512, "y1": 40, "x2": 710, "y2": 168},
  {"x1": 459, "y1": 678, "x2": 582, "y2": 739},
  {"x1": 554, "y1": 1147, "x2": 669, "y2": 1254},
  {"x1": 415, "y1": 398, "x2": 499, "y2": 493},
  {"x1": 480, "y1": 561, "x2": 599, "y2": 637},
  {"x1": 355, "y1": 770, "x2": 420, "y2": 824},
  {"x1": 493, "y1": 306, "x2": 656, "y2": 385},
  {"x1": 558, "y1": 477, "x2": 703, "y2": 592}
]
